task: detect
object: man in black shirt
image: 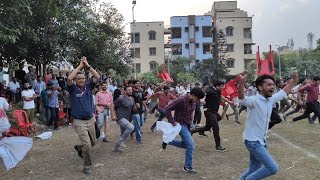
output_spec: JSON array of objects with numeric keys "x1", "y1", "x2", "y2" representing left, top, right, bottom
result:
[
  {"x1": 192, "y1": 80, "x2": 232, "y2": 152},
  {"x1": 57, "y1": 71, "x2": 66, "y2": 89},
  {"x1": 15, "y1": 63, "x2": 26, "y2": 84},
  {"x1": 131, "y1": 80, "x2": 147, "y2": 143}
]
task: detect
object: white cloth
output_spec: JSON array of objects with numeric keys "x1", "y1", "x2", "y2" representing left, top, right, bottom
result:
[
  {"x1": 238, "y1": 90, "x2": 287, "y2": 146},
  {"x1": 0, "y1": 137, "x2": 33, "y2": 170},
  {"x1": 0, "y1": 116, "x2": 33, "y2": 170},
  {"x1": 7, "y1": 81, "x2": 20, "y2": 93},
  {"x1": 21, "y1": 89, "x2": 35, "y2": 109},
  {"x1": 0, "y1": 117, "x2": 11, "y2": 134},
  {"x1": 0, "y1": 97, "x2": 9, "y2": 111},
  {"x1": 156, "y1": 121, "x2": 181, "y2": 144},
  {"x1": 35, "y1": 132, "x2": 53, "y2": 140}
]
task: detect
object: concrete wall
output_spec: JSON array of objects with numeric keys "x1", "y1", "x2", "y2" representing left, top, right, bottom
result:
[{"x1": 130, "y1": 22, "x2": 165, "y2": 73}]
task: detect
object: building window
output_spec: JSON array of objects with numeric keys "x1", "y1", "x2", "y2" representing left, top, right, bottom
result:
[
  {"x1": 172, "y1": 44, "x2": 182, "y2": 55},
  {"x1": 195, "y1": 43, "x2": 199, "y2": 48},
  {"x1": 185, "y1": 27, "x2": 189, "y2": 32},
  {"x1": 135, "y1": 63, "x2": 141, "y2": 73},
  {"x1": 243, "y1": 28, "x2": 252, "y2": 39},
  {"x1": 150, "y1": 61, "x2": 158, "y2": 71},
  {"x1": 131, "y1": 33, "x2": 140, "y2": 43},
  {"x1": 185, "y1": 44, "x2": 189, "y2": 49},
  {"x1": 195, "y1": 26, "x2": 199, "y2": 31},
  {"x1": 130, "y1": 48, "x2": 140, "y2": 58},
  {"x1": 149, "y1": 47, "x2": 156, "y2": 56},
  {"x1": 226, "y1": 58, "x2": 235, "y2": 68},
  {"x1": 226, "y1": 44, "x2": 234, "y2": 52},
  {"x1": 203, "y1": 43, "x2": 211, "y2": 54},
  {"x1": 202, "y1": 26, "x2": 212, "y2": 37},
  {"x1": 148, "y1": 31, "x2": 156, "y2": 40},
  {"x1": 171, "y1": 27, "x2": 181, "y2": 38},
  {"x1": 226, "y1": 26, "x2": 234, "y2": 36},
  {"x1": 195, "y1": 60, "x2": 200, "y2": 64},
  {"x1": 244, "y1": 44, "x2": 252, "y2": 54}
]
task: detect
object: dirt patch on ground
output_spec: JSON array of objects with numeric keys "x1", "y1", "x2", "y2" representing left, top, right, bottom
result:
[{"x1": 1, "y1": 110, "x2": 320, "y2": 179}]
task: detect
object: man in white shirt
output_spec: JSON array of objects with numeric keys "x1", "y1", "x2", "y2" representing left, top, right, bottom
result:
[
  {"x1": 7, "y1": 77, "x2": 20, "y2": 103},
  {"x1": 0, "y1": 96, "x2": 10, "y2": 111},
  {"x1": 21, "y1": 82, "x2": 37, "y2": 123},
  {"x1": 238, "y1": 72, "x2": 298, "y2": 180}
]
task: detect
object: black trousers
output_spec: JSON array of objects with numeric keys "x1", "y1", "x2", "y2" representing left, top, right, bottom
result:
[
  {"x1": 193, "y1": 109, "x2": 202, "y2": 124},
  {"x1": 47, "y1": 107, "x2": 59, "y2": 129},
  {"x1": 192, "y1": 111, "x2": 221, "y2": 147},
  {"x1": 293, "y1": 102, "x2": 320, "y2": 122},
  {"x1": 269, "y1": 108, "x2": 282, "y2": 130}
]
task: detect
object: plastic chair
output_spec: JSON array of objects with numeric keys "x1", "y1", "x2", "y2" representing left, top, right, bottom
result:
[{"x1": 12, "y1": 110, "x2": 36, "y2": 137}]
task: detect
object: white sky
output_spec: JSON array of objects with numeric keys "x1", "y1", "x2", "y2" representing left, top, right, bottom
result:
[{"x1": 102, "y1": 0, "x2": 320, "y2": 51}]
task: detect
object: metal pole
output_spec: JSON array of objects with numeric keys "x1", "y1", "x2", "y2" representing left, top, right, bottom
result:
[
  {"x1": 132, "y1": 3, "x2": 136, "y2": 79},
  {"x1": 278, "y1": 49, "x2": 281, "y2": 79}
]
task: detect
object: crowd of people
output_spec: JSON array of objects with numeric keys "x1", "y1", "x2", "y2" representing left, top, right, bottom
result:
[{"x1": 1, "y1": 57, "x2": 320, "y2": 179}]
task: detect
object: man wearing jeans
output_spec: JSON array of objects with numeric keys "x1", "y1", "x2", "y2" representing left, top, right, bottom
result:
[
  {"x1": 163, "y1": 87, "x2": 205, "y2": 173},
  {"x1": 131, "y1": 80, "x2": 146, "y2": 143},
  {"x1": 147, "y1": 85, "x2": 175, "y2": 132},
  {"x1": 238, "y1": 71, "x2": 298, "y2": 180},
  {"x1": 113, "y1": 86, "x2": 135, "y2": 152},
  {"x1": 46, "y1": 82, "x2": 60, "y2": 130},
  {"x1": 96, "y1": 82, "x2": 113, "y2": 142},
  {"x1": 67, "y1": 57, "x2": 100, "y2": 175}
]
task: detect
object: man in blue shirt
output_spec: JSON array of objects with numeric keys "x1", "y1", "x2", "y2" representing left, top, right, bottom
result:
[
  {"x1": 40, "y1": 85, "x2": 50, "y2": 124},
  {"x1": 67, "y1": 57, "x2": 100, "y2": 175},
  {"x1": 238, "y1": 71, "x2": 298, "y2": 180},
  {"x1": 46, "y1": 82, "x2": 60, "y2": 130}
]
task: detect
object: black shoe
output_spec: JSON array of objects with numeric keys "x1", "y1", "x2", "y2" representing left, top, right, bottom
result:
[
  {"x1": 235, "y1": 120, "x2": 241, "y2": 125},
  {"x1": 183, "y1": 166, "x2": 196, "y2": 173},
  {"x1": 216, "y1": 145, "x2": 227, "y2": 152},
  {"x1": 162, "y1": 142, "x2": 167, "y2": 150},
  {"x1": 198, "y1": 132, "x2": 208, "y2": 137},
  {"x1": 74, "y1": 145, "x2": 83, "y2": 158},
  {"x1": 226, "y1": 114, "x2": 229, "y2": 120},
  {"x1": 150, "y1": 127, "x2": 154, "y2": 132}
]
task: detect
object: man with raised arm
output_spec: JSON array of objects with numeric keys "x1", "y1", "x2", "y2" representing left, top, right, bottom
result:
[
  {"x1": 238, "y1": 71, "x2": 298, "y2": 180},
  {"x1": 67, "y1": 57, "x2": 100, "y2": 175}
]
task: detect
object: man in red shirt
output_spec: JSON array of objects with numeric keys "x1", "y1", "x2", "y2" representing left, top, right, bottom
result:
[
  {"x1": 292, "y1": 76, "x2": 320, "y2": 122},
  {"x1": 146, "y1": 85, "x2": 176, "y2": 132}
]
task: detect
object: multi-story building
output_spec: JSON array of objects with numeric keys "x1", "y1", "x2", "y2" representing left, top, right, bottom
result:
[
  {"x1": 170, "y1": 15, "x2": 213, "y2": 66},
  {"x1": 130, "y1": 21, "x2": 165, "y2": 74},
  {"x1": 206, "y1": 1, "x2": 255, "y2": 75}
]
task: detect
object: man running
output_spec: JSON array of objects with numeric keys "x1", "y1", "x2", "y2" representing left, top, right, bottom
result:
[
  {"x1": 163, "y1": 87, "x2": 205, "y2": 173},
  {"x1": 67, "y1": 57, "x2": 100, "y2": 174},
  {"x1": 238, "y1": 72, "x2": 298, "y2": 180}
]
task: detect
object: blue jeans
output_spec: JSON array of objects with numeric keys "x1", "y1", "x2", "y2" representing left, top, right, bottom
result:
[
  {"x1": 132, "y1": 114, "x2": 143, "y2": 142},
  {"x1": 239, "y1": 140, "x2": 279, "y2": 180},
  {"x1": 44, "y1": 106, "x2": 51, "y2": 124},
  {"x1": 168, "y1": 125, "x2": 195, "y2": 169},
  {"x1": 150, "y1": 109, "x2": 166, "y2": 130}
]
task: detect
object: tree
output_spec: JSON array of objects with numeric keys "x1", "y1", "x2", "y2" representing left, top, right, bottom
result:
[
  {"x1": 139, "y1": 71, "x2": 161, "y2": 84},
  {"x1": 191, "y1": 58, "x2": 229, "y2": 84},
  {"x1": 0, "y1": 0, "x2": 131, "y2": 77},
  {"x1": 167, "y1": 56, "x2": 191, "y2": 83},
  {"x1": 316, "y1": 38, "x2": 320, "y2": 50},
  {"x1": 307, "y1": 32, "x2": 315, "y2": 50},
  {"x1": 0, "y1": 0, "x2": 32, "y2": 44},
  {"x1": 176, "y1": 72, "x2": 197, "y2": 84}
]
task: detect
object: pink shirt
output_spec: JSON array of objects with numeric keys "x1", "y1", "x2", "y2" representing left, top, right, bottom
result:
[
  {"x1": 96, "y1": 91, "x2": 113, "y2": 112},
  {"x1": 44, "y1": 74, "x2": 52, "y2": 85},
  {"x1": 156, "y1": 92, "x2": 175, "y2": 109}
]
